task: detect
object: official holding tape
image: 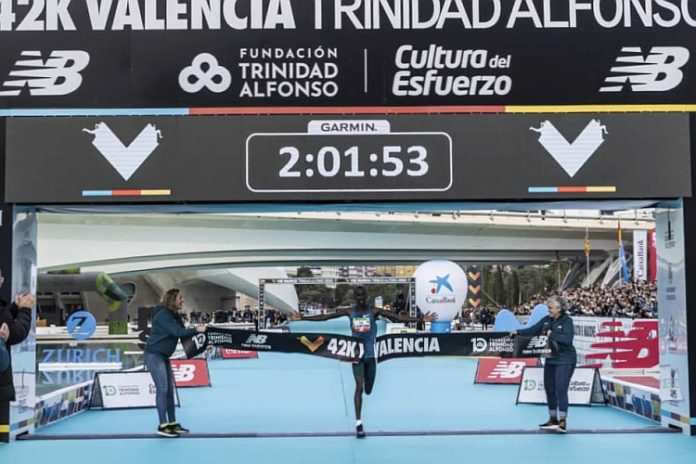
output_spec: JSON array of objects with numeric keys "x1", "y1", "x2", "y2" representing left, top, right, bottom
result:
[
  {"x1": 145, "y1": 288, "x2": 205, "y2": 438},
  {"x1": 511, "y1": 296, "x2": 576, "y2": 433},
  {"x1": 0, "y1": 274, "x2": 33, "y2": 443}
]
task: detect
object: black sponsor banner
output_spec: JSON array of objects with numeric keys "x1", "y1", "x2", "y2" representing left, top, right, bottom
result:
[
  {"x1": 182, "y1": 328, "x2": 366, "y2": 362},
  {"x1": 182, "y1": 327, "x2": 550, "y2": 362},
  {"x1": 4, "y1": 113, "x2": 691, "y2": 203},
  {"x1": 374, "y1": 332, "x2": 550, "y2": 362},
  {"x1": 0, "y1": 1, "x2": 695, "y2": 108}
]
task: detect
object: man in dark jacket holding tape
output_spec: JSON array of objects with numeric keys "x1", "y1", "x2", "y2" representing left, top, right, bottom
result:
[
  {"x1": 0, "y1": 282, "x2": 34, "y2": 442},
  {"x1": 512, "y1": 296, "x2": 576, "y2": 434}
]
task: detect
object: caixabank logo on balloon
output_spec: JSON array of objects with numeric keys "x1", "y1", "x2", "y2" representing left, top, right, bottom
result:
[{"x1": 426, "y1": 274, "x2": 456, "y2": 304}]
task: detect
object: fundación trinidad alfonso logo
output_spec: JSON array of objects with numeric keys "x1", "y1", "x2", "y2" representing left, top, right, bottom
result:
[
  {"x1": 299, "y1": 336, "x2": 326, "y2": 353},
  {"x1": 82, "y1": 122, "x2": 172, "y2": 198}
]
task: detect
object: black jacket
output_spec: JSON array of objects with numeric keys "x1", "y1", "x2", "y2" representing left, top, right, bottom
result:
[
  {"x1": 0, "y1": 299, "x2": 32, "y2": 401},
  {"x1": 518, "y1": 313, "x2": 577, "y2": 365},
  {"x1": 144, "y1": 306, "x2": 196, "y2": 358}
]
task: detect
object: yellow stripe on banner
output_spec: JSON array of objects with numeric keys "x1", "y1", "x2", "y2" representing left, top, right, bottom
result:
[
  {"x1": 586, "y1": 186, "x2": 617, "y2": 193},
  {"x1": 0, "y1": 425, "x2": 9, "y2": 433},
  {"x1": 505, "y1": 104, "x2": 696, "y2": 114},
  {"x1": 140, "y1": 190, "x2": 172, "y2": 196}
]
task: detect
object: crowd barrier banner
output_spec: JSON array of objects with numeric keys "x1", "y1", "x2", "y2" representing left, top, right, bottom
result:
[
  {"x1": 474, "y1": 358, "x2": 540, "y2": 384},
  {"x1": 90, "y1": 372, "x2": 180, "y2": 410},
  {"x1": 171, "y1": 359, "x2": 211, "y2": 388},
  {"x1": 182, "y1": 328, "x2": 551, "y2": 362},
  {"x1": 219, "y1": 349, "x2": 259, "y2": 360},
  {"x1": 34, "y1": 381, "x2": 93, "y2": 429},
  {"x1": 573, "y1": 317, "x2": 659, "y2": 369},
  {"x1": 516, "y1": 367, "x2": 606, "y2": 406}
]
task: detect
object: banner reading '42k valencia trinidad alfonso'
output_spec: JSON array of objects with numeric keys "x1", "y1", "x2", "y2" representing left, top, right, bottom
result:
[{"x1": 0, "y1": 0, "x2": 695, "y2": 108}]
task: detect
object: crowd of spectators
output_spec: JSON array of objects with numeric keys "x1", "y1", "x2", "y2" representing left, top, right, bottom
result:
[{"x1": 512, "y1": 281, "x2": 657, "y2": 319}]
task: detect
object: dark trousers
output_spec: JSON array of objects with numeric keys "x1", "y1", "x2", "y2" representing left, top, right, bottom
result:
[
  {"x1": 0, "y1": 341, "x2": 9, "y2": 374},
  {"x1": 544, "y1": 363, "x2": 575, "y2": 413},
  {"x1": 145, "y1": 351, "x2": 177, "y2": 425},
  {"x1": 0, "y1": 400, "x2": 9, "y2": 443}
]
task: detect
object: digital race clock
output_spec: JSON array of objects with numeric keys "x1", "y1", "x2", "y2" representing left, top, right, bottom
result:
[{"x1": 246, "y1": 121, "x2": 452, "y2": 193}]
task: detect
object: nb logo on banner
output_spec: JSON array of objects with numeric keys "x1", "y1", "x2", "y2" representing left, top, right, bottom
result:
[
  {"x1": 0, "y1": 50, "x2": 90, "y2": 96},
  {"x1": 173, "y1": 365, "x2": 196, "y2": 383},
  {"x1": 246, "y1": 334, "x2": 268, "y2": 345},
  {"x1": 490, "y1": 361, "x2": 527, "y2": 379},
  {"x1": 600, "y1": 46, "x2": 690, "y2": 93},
  {"x1": 179, "y1": 53, "x2": 232, "y2": 94},
  {"x1": 527, "y1": 336, "x2": 549, "y2": 350}
]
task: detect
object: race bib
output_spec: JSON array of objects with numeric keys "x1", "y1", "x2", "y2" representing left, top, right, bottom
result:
[{"x1": 352, "y1": 316, "x2": 371, "y2": 334}]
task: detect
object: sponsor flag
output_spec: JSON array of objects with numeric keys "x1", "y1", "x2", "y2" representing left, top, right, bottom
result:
[
  {"x1": 584, "y1": 228, "x2": 591, "y2": 257},
  {"x1": 633, "y1": 230, "x2": 648, "y2": 281},
  {"x1": 618, "y1": 222, "x2": 630, "y2": 284}
]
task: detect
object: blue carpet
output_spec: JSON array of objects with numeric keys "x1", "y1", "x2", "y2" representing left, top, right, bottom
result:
[{"x1": 2, "y1": 353, "x2": 696, "y2": 464}]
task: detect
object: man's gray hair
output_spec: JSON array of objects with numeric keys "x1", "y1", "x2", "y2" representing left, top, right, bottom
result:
[{"x1": 547, "y1": 296, "x2": 566, "y2": 312}]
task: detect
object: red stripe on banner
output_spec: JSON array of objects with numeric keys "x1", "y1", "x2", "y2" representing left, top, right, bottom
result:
[
  {"x1": 189, "y1": 105, "x2": 506, "y2": 115},
  {"x1": 220, "y1": 349, "x2": 258, "y2": 359},
  {"x1": 557, "y1": 186, "x2": 588, "y2": 193},
  {"x1": 111, "y1": 190, "x2": 142, "y2": 196}
]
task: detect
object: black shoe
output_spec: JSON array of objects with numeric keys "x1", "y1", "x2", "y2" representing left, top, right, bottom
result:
[
  {"x1": 539, "y1": 418, "x2": 559, "y2": 431},
  {"x1": 356, "y1": 423, "x2": 366, "y2": 439},
  {"x1": 157, "y1": 424, "x2": 179, "y2": 438},
  {"x1": 170, "y1": 423, "x2": 190, "y2": 434},
  {"x1": 558, "y1": 419, "x2": 567, "y2": 433}
]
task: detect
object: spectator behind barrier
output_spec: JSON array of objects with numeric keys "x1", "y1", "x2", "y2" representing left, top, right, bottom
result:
[{"x1": 513, "y1": 281, "x2": 657, "y2": 319}]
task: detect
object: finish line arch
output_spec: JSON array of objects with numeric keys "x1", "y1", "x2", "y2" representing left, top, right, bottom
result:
[{"x1": 1, "y1": 3, "x2": 696, "y2": 440}]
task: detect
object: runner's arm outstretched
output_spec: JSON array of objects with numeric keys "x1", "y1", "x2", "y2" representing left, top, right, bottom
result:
[
  {"x1": 375, "y1": 309, "x2": 437, "y2": 323},
  {"x1": 291, "y1": 308, "x2": 351, "y2": 321}
]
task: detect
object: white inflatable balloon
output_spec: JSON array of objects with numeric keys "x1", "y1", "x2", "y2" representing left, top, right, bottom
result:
[{"x1": 414, "y1": 261, "x2": 468, "y2": 321}]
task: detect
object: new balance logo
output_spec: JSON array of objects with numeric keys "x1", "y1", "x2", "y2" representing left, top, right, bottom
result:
[
  {"x1": 527, "y1": 336, "x2": 549, "y2": 349},
  {"x1": 246, "y1": 334, "x2": 268, "y2": 345},
  {"x1": 600, "y1": 47, "x2": 689, "y2": 93},
  {"x1": 490, "y1": 361, "x2": 526, "y2": 379},
  {"x1": 0, "y1": 50, "x2": 90, "y2": 97},
  {"x1": 173, "y1": 365, "x2": 196, "y2": 383},
  {"x1": 83, "y1": 122, "x2": 162, "y2": 181}
]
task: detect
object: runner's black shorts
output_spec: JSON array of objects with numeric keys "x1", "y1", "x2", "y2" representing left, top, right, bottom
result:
[{"x1": 352, "y1": 358, "x2": 377, "y2": 395}]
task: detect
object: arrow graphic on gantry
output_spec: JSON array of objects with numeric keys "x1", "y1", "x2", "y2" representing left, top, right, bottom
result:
[{"x1": 530, "y1": 120, "x2": 608, "y2": 178}]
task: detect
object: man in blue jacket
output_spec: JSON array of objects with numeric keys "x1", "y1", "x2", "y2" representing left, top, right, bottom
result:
[{"x1": 512, "y1": 296, "x2": 576, "y2": 433}]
